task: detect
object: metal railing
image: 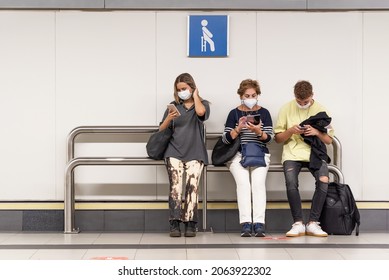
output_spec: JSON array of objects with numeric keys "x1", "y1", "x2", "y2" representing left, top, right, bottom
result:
[
  {"x1": 67, "y1": 126, "x2": 159, "y2": 163},
  {"x1": 64, "y1": 126, "x2": 207, "y2": 233},
  {"x1": 64, "y1": 126, "x2": 344, "y2": 233},
  {"x1": 205, "y1": 132, "x2": 342, "y2": 170}
]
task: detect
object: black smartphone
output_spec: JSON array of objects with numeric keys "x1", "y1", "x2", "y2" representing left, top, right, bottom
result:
[{"x1": 247, "y1": 114, "x2": 261, "y2": 125}]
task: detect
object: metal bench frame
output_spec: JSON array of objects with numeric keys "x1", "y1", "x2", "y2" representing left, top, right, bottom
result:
[{"x1": 64, "y1": 126, "x2": 343, "y2": 233}]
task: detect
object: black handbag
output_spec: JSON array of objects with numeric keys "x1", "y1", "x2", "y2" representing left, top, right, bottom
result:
[
  {"x1": 240, "y1": 142, "x2": 266, "y2": 168},
  {"x1": 146, "y1": 127, "x2": 173, "y2": 160},
  {"x1": 211, "y1": 136, "x2": 240, "y2": 166}
]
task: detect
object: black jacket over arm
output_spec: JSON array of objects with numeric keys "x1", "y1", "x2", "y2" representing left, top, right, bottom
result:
[{"x1": 300, "y1": 111, "x2": 332, "y2": 170}]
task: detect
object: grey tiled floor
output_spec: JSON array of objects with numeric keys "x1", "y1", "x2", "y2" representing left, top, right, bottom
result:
[{"x1": 0, "y1": 232, "x2": 388, "y2": 260}]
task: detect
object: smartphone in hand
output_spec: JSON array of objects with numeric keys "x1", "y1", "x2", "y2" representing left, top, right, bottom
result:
[
  {"x1": 167, "y1": 104, "x2": 181, "y2": 116},
  {"x1": 299, "y1": 125, "x2": 307, "y2": 130},
  {"x1": 247, "y1": 114, "x2": 261, "y2": 125}
]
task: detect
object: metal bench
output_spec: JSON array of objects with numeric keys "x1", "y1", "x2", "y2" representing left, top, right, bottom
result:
[{"x1": 64, "y1": 126, "x2": 344, "y2": 233}]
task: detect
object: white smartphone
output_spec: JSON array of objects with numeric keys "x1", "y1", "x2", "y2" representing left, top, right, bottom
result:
[{"x1": 167, "y1": 104, "x2": 181, "y2": 116}]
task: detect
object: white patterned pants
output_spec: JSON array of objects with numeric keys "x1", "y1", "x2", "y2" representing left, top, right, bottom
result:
[{"x1": 165, "y1": 157, "x2": 204, "y2": 222}]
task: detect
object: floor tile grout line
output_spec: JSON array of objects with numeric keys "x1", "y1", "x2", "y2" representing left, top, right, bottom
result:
[{"x1": 2, "y1": 243, "x2": 389, "y2": 250}]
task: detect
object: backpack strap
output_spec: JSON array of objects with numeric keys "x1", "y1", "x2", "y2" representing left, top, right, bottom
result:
[
  {"x1": 337, "y1": 183, "x2": 360, "y2": 236},
  {"x1": 332, "y1": 182, "x2": 360, "y2": 236},
  {"x1": 345, "y1": 184, "x2": 360, "y2": 236}
]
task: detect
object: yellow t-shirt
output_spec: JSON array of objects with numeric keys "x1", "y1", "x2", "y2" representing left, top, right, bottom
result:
[{"x1": 274, "y1": 100, "x2": 335, "y2": 163}]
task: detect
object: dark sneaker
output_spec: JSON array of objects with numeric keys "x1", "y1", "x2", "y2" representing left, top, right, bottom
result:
[
  {"x1": 253, "y1": 223, "x2": 266, "y2": 237},
  {"x1": 184, "y1": 221, "x2": 197, "y2": 237},
  {"x1": 240, "y1": 222, "x2": 252, "y2": 237},
  {"x1": 169, "y1": 220, "x2": 181, "y2": 237}
]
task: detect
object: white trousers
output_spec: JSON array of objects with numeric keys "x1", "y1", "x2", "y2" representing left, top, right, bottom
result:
[{"x1": 228, "y1": 152, "x2": 270, "y2": 224}]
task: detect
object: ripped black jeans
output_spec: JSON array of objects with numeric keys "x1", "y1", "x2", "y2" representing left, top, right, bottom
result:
[{"x1": 283, "y1": 160, "x2": 329, "y2": 223}]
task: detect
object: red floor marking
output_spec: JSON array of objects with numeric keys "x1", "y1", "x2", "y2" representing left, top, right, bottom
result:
[{"x1": 263, "y1": 236, "x2": 289, "y2": 240}]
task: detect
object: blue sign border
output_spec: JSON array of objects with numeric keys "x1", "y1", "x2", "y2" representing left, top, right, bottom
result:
[{"x1": 187, "y1": 15, "x2": 229, "y2": 57}]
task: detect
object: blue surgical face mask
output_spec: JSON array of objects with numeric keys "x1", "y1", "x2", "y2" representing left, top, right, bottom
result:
[
  {"x1": 296, "y1": 101, "x2": 311, "y2": 110},
  {"x1": 242, "y1": 98, "x2": 257, "y2": 109},
  {"x1": 178, "y1": 89, "x2": 191, "y2": 100}
]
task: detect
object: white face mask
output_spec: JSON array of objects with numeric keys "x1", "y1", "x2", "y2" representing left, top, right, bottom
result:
[
  {"x1": 296, "y1": 101, "x2": 311, "y2": 110},
  {"x1": 178, "y1": 89, "x2": 191, "y2": 100},
  {"x1": 242, "y1": 98, "x2": 257, "y2": 109}
]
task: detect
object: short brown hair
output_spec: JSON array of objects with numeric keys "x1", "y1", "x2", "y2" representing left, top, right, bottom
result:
[
  {"x1": 237, "y1": 79, "x2": 261, "y2": 97},
  {"x1": 294, "y1": 80, "x2": 313, "y2": 99}
]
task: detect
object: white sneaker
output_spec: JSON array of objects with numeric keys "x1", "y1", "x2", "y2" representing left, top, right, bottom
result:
[
  {"x1": 306, "y1": 221, "x2": 328, "y2": 237},
  {"x1": 286, "y1": 222, "x2": 306, "y2": 237}
]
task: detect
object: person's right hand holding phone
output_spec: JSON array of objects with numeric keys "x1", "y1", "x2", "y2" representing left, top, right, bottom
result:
[
  {"x1": 167, "y1": 104, "x2": 181, "y2": 120},
  {"x1": 291, "y1": 124, "x2": 306, "y2": 135}
]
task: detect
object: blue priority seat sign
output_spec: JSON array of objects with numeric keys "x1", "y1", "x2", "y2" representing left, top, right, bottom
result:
[{"x1": 187, "y1": 15, "x2": 229, "y2": 57}]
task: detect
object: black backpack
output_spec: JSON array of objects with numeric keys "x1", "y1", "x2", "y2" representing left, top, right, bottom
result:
[{"x1": 319, "y1": 182, "x2": 360, "y2": 236}]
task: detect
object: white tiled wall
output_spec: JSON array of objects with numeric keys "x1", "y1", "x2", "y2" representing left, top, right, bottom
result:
[{"x1": 0, "y1": 10, "x2": 387, "y2": 201}]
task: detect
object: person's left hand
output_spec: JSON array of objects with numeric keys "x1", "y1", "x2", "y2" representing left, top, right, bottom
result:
[
  {"x1": 246, "y1": 121, "x2": 262, "y2": 135},
  {"x1": 303, "y1": 125, "x2": 319, "y2": 136},
  {"x1": 193, "y1": 88, "x2": 199, "y2": 98}
]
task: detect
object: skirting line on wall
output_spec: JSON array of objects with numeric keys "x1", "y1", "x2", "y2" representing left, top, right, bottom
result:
[{"x1": 0, "y1": 201, "x2": 387, "y2": 210}]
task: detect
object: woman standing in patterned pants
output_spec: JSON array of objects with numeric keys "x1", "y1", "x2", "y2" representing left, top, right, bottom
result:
[{"x1": 158, "y1": 73, "x2": 210, "y2": 237}]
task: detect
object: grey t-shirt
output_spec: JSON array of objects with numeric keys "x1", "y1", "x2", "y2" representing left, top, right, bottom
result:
[{"x1": 161, "y1": 100, "x2": 210, "y2": 164}]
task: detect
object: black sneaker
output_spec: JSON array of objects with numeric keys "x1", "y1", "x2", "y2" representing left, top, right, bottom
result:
[
  {"x1": 253, "y1": 223, "x2": 266, "y2": 237},
  {"x1": 184, "y1": 221, "x2": 197, "y2": 237},
  {"x1": 240, "y1": 223, "x2": 252, "y2": 237},
  {"x1": 169, "y1": 220, "x2": 181, "y2": 237}
]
